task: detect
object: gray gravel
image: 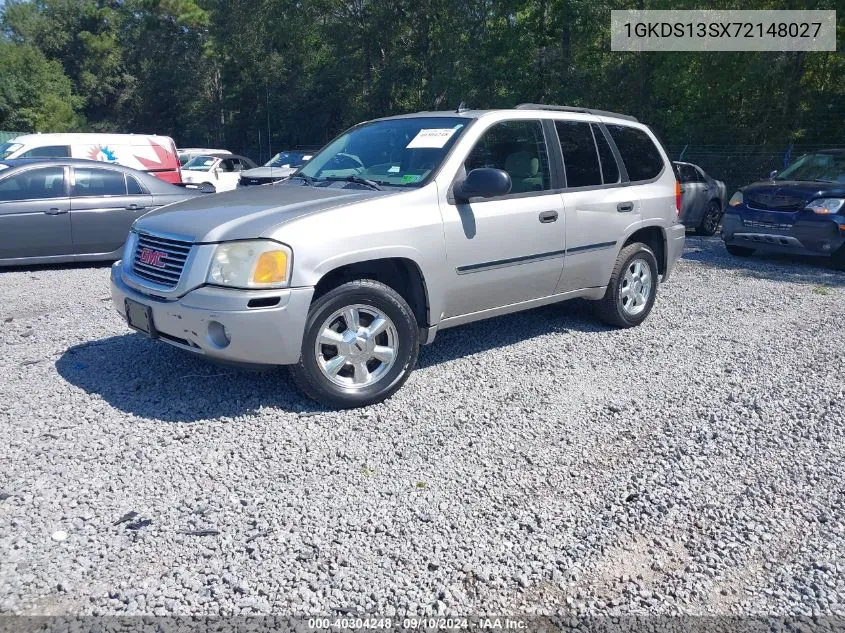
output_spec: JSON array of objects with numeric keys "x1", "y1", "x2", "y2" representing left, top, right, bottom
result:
[{"x1": 1, "y1": 236, "x2": 844, "y2": 617}]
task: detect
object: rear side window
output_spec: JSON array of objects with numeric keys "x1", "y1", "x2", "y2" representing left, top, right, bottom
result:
[
  {"x1": 20, "y1": 145, "x2": 71, "y2": 158},
  {"x1": 555, "y1": 121, "x2": 602, "y2": 188},
  {"x1": 72, "y1": 168, "x2": 128, "y2": 196},
  {"x1": 606, "y1": 125, "x2": 664, "y2": 182},
  {"x1": 465, "y1": 120, "x2": 551, "y2": 193},
  {"x1": 0, "y1": 167, "x2": 66, "y2": 201},
  {"x1": 592, "y1": 124, "x2": 620, "y2": 184},
  {"x1": 677, "y1": 164, "x2": 698, "y2": 183}
]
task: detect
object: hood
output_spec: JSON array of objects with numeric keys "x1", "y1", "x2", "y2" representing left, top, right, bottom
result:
[
  {"x1": 241, "y1": 166, "x2": 297, "y2": 179},
  {"x1": 742, "y1": 180, "x2": 845, "y2": 210},
  {"x1": 134, "y1": 183, "x2": 391, "y2": 242}
]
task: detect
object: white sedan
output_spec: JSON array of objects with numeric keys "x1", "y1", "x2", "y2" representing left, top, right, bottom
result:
[{"x1": 180, "y1": 153, "x2": 257, "y2": 192}]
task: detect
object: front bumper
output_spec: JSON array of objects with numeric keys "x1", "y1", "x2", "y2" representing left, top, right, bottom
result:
[
  {"x1": 722, "y1": 212, "x2": 845, "y2": 257},
  {"x1": 110, "y1": 262, "x2": 314, "y2": 366},
  {"x1": 662, "y1": 223, "x2": 686, "y2": 282}
]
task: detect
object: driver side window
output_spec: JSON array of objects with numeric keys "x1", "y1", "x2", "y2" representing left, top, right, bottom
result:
[{"x1": 465, "y1": 120, "x2": 551, "y2": 194}]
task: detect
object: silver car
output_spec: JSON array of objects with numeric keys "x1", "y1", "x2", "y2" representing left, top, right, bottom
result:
[
  {"x1": 674, "y1": 161, "x2": 727, "y2": 236},
  {"x1": 0, "y1": 159, "x2": 202, "y2": 266},
  {"x1": 110, "y1": 105, "x2": 685, "y2": 408}
]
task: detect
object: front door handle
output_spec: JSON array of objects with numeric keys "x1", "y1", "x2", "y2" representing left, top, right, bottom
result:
[
  {"x1": 126, "y1": 204, "x2": 146, "y2": 211},
  {"x1": 617, "y1": 202, "x2": 634, "y2": 213},
  {"x1": 539, "y1": 210, "x2": 559, "y2": 223},
  {"x1": 44, "y1": 207, "x2": 68, "y2": 215}
]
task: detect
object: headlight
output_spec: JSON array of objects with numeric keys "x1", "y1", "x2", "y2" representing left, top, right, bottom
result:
[
  {"x1": 206, "y1": 240, "x2": 292, "y2": 289},
  {"x1": 805, "y1": 198, "x2": 844, "y2": 215},
  {"x1": 728, "y1": 191, "x2": 743, "y2": 207}
]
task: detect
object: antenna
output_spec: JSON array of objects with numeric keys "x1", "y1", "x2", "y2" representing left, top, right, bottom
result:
[{"x1": 456, "y1": 101, "x2": 468, "y2": 113}]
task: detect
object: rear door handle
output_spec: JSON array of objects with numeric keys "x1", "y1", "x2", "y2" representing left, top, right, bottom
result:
[
  {"x1": 539, "y1": 210, "x2": 559, "y2": 223},
  {"x1": 44, "y1": 207, "x2": 68, "y2": 215},
  {"x1": 126, "y1": 204, "x2": 146, "y2": 211},
  {"x1": 617, "y1": 202, "x2": 634, "y2": 213}
]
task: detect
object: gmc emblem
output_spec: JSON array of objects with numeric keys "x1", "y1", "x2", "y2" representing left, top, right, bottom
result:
[{"x1": 138, "y1": 247, "x2": 167, "y2": 268}]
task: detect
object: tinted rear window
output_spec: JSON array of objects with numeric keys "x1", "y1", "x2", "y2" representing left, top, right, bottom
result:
[
  {"x1": 606, "y1": 125, "x2": 664, "y2": 182},
  {"x1": 72, "y1": 168, "x2": 128, "y2": 196},
  {"x1": 592, "y1": 124, "x2": 620, "y2": 184}
]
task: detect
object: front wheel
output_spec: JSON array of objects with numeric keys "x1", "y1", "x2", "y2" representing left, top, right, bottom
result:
[
  {"x1": 593, "y1": 242, "x2": 659, "y2": 328},
  {"x1": 289, "y1": 279, "x2": 419, "y2": 408},
  {"x1": 696, "y1": 201, "x2": 723, "y2": 236}
]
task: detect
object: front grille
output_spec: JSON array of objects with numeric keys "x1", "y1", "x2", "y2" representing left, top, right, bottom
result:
[
  {"x1": 240, "y1": 176, "x2": 276, "y2": 186},
  {"x1": 743, "y1": 219, "x2": 793, "y2": 230},
  {"x1": 746, "y1": 194, "x2": 805, "y2": 212},
  {"x1": 132, "y1": 232, "x2": 192, "y2": 288}
]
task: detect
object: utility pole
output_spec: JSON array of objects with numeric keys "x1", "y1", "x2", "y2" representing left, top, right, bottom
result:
[{"x1": 266, "y1": 82, "x2": 272, "y2": 159}]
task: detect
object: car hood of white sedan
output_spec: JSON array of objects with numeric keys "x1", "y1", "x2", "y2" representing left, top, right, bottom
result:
[{"x1": 134, "y1": 182, "x2": 395, "y2": 243}]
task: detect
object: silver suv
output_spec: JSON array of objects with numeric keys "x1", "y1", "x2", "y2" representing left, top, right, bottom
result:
[{"x1": 110, "y1": 105, "x2": 685, "y2": 408}]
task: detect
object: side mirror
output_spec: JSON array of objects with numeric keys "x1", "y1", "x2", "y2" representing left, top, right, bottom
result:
[
  {"x1": 453, "y1": 168, "x2": 511, "y2": 202},
  {"x1": 213, "y1": 167, "x2": 220, "y2": 180},
  {"x1": 769, "y1": 170, "x2": 778, "y2": 180}
]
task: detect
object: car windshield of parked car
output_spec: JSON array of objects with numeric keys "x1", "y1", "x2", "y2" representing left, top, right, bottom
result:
[
  {"x1": 0, "y1": 143, "x2": 22, "y2": 160},
  {"x1": 183, "y1": 155, "x2": 219, "y2": 171},
  {"x1": 776, "y1": 153, "x2": 845, "y2": 183},
  {"x1": 297, "y1": 117, "x2": 469, "y2": 187},
  {"x1": 266, "y1": 152, "x2": 312, "y2": 169}
]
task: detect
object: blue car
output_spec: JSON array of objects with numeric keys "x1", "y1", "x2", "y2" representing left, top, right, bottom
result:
[{"x1": 722, "y1": 149, "x2": 845, "y2": 270}]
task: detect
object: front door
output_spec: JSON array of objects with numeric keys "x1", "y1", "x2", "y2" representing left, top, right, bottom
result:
[
  {"x1": 70, "y1": 167, "x2": 154, "y2": 254},
  {"x1": 439, "y1": 119, "x2": 566, "y2": 319},
  {"x1": 0, "y1": 166, "x2": 72, "y2": 260}
]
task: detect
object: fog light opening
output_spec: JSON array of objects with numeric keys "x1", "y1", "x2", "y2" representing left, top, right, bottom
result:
[{"x1": 208, "y1": 320, "x2": 231, "y2": 348}]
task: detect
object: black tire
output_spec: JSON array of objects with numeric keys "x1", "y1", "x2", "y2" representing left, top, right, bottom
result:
[
  {"x1": 696, "y1": 200, "x2": 723, "y2": 236},
  {"x1": 289, "y1": 279, "x2": 419, "y2": 409},
  {"x1": 832, "y1": 246, "x2": 845, "y2": 272},
  {"x1": 726, "y1": 244, "x2": 755, "y2": 257},
  {"x1": 593, "y1": 242, "x2": 659, "y2": 328}
]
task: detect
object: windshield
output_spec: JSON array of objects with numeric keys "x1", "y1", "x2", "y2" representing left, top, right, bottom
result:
[
  {"x1": 776, "y1": 152, "x2": 845, "y2": 183},
  {"x1": 183, "y1": 155, "x2": 219, "y2": 171},
  {"x1": 266, "y1": 152, "x2": 312, "y2": 168},
  {"x1": 298, "y1": 116, "x2": 469, "y2": 187},
  {"x1": 0, "y1": 143, "x2": 22, "y2": 160}
]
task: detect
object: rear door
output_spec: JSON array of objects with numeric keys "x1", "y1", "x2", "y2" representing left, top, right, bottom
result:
[
  {"x1": 70, "y1": 166, "x2": 154, "y2": 254},
  {"x1": 555, "y1": 120, "x2": 641, "y2": 292},
  {"x1": 0, "y1": 166, "x2": 72, "y2": 259},
  {"x1": 216, "y1": 158, "x2": 242, "y2": 191}
]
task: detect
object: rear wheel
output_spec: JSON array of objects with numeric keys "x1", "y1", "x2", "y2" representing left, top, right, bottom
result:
[
  {"x1": 726, "y1": 244, "x2": 755, "y2": 257},
  {"x1": 696, "y1": 201, "x2": 723, "y2": 236},
  {"x1": 593, "y1": 242, "x2": 659, "y2": 328},
  {"x1": 289, "y1": 279, "x2": 419, "y2": 408}
]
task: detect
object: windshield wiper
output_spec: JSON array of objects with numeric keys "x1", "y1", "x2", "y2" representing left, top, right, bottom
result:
[
  {"x1": 344, "y1": 175, "x2": 383, "y2": 191},
  {"x1": 290, "y1": 174, "x2": 316, "y2": 186}
]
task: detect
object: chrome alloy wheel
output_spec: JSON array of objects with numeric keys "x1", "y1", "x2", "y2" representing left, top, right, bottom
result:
[
  {"x1": 314, "y1": 304, "x2": 399, "y2": 388},
  {"x1": 619, "y1": 258, "x2": 652, "y2": 317}
]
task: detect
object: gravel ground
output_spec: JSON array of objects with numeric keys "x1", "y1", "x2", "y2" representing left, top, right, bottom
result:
[{"x1": 1, "y1": 236, "x2": 844, "y2": 618}]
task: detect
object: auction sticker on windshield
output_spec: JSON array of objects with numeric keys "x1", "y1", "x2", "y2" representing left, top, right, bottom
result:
[{"x1": 407, "y1": 128, "x2": 458, "y2": 149}]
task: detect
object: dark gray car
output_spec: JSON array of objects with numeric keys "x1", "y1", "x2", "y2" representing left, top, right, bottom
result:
[
  {"x1": 675, "y1": 161, "x2": 727, "y2": 236},
  {"x1": 0, "y1": 159, "x2": 202, "y2": 266}
]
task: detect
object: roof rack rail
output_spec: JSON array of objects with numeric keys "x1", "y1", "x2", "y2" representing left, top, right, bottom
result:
[{"x1": 515, "y1": 103, "x2": 638, "y2": 122}]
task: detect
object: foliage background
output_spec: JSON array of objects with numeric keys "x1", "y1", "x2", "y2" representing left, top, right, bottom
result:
[{"x1": 0, "y1": 0, "x2": 843, "y2": 189}]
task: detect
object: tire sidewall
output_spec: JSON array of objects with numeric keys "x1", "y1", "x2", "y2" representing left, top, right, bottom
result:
[
  {"x1": 612, "y1": 245, "x2": 659, "y2": 327},
  {"x1": 700, "y1": 202, "x2": 722, "y2": 235},
  {"x1": 295, "y1": 282, "x2": 419, "y2": 408}
]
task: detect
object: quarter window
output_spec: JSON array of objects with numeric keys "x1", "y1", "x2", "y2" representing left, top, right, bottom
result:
[
  {"x1": 592, "y1": 124, "x2": 620, "y2": 184},
  {"x1": 606, "y1": 125, "x2": 664, "y2": 182},
  {"x1": 127, "y1": 175, "x2": 144, "y2": 194},
  {"x1": 0, "y1": 167, "x2": 66, "y2": 201},
  {"x1": 555, "y1": 121, "x2": 602, "y2": 188},
  {"x1": 465, "y1": 120, "x2": 551, "y2": 194},
  {"x1": 72, "y1": 168, "x2": 128, "y2": 196}
]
